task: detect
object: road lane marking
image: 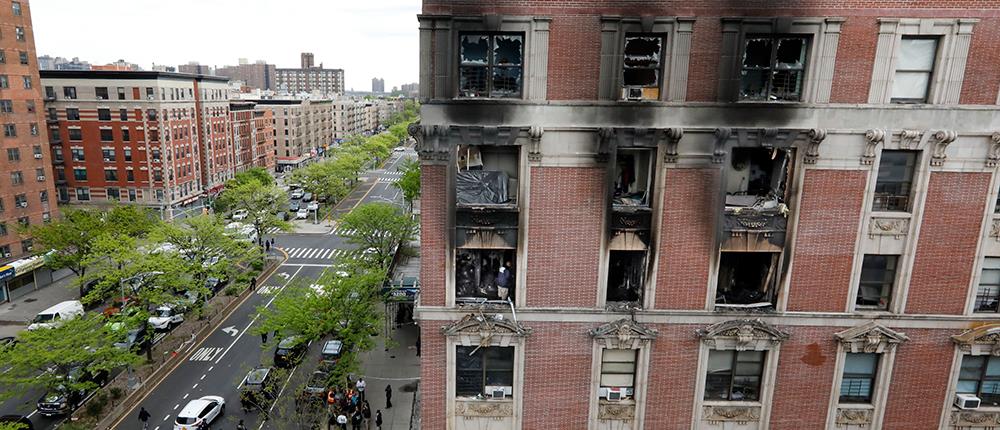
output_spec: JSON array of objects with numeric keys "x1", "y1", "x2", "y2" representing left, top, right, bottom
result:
[
  {"x1": 208, "y1": 366, "x2": 213, "y2": 372},
  {"x1": 25, "y1": 410, "x2": 35, "y2": 418},
  {"x1": 259, "y1": 366, "x2": 299, "y2": 430},
  {"x1": 188, "y1": 347, "x2": 224, "y2": 362},
  {"x1": 163, "y1": 415, "x2": 169, "y2": 421},
  {"x1": 183, "y1": 393, "x2": 188, "y2": 399},
  {"x1": 173, "y1": 404, "x2": 178, "y2": 410},
  {"x1": 214, "y1": 266, "x2": 304, "y2": 365},
  {"x1": 200, "y1": 374, "x2": 206, "y2": 380},
  {"x1": 192, "y1": 383, "x2": 198, "y2": 389},
  {"x1": 281, "y1": 263, "x2": 334, "y2": 267}
]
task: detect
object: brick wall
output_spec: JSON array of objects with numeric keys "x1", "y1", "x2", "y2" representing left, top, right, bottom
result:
[
  {"x1": 787, "y1": 169, "x2": 867, "y2": 312},
  {"x1": 419, "y1": 323, "x2": 446, "y2": 429},
  {"x1": 906, "y1": 171, "x2": 990, "y2": 315},
  {"x1": 546, "y1": 15, "x2": 601, "y2": 100},
  {"x1": 420, "y1": 165, "x2": 447, "y2": 307},
  {"x1": 644, "y1": 324, "x2": 701, "y2": 429},
  {"x1": 960, "y1": 17, "x2": 1000, "y2": 104},
  {"x1": 654, "y1": 169, "x2": 718, "y2": 310},
  {"x1": 526, "y1": 167, "x2": 604, "y2": 308},
  {"x1": 769, "y1": 327, "x2": 838, "y2": 429},
  {"x1": 521, "y1": 322, "x2": 593, "y2": 429},
  {"x1": 829, "y1": 16, "x2": 877, "y2": 103},
  {"x1": 881, "y1": 328, "x2": 955, "y2": 429}
]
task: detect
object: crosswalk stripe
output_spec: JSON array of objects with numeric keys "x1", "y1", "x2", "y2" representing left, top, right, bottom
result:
[{"x1": 320, "y1": 249, "x2": 332, "y2": 259}]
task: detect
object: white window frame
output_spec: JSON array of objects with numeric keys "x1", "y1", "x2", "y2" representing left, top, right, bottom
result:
[
  {"x1": 825, "y1": 323, "x2": 907, "y2": 429},
  {"x1": 942, "y1": 324, "x2": 1000, "y2": 428},
  {"x1": 587, "y1": 319, "x2": 657, "y2": 430}
]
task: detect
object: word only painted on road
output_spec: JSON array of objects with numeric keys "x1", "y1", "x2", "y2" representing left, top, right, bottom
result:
[{"x1": 189, "y1": 347, "x2": 224, "y2": 362}]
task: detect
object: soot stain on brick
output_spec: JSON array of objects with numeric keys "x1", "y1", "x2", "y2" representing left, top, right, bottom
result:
[{"x1": 800, "y1": 343, "x2": 826, "y2": 366}]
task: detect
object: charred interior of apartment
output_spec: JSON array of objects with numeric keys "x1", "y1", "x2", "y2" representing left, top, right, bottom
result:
[
  {"x1": 716, "y1": 131, "x2": 795, "y2": 310},
  {"x1": 453, "y1": 129, "x2": 521, "y2": 306},
  {"x1": 603, "y1": 128, "x2": 657, "y2": 310}
]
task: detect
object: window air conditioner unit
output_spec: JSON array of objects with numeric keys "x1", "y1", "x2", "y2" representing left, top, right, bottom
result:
[
  {"x1": 17, "y1": 202, "x2": 27, "y2": 208},
  {"x1": 96, "y1": 96, "x2": 105, "y2": 100},
  {"x1": 2, "y1": 253, "x2": 9, "y2": 258},
  {"x1": 623, "y1": 87, "x2": 643, "y2": 101},
  {"x1": 33, "y1": 153, "x2": 42, "y2": 159},
  {"x1": 956, "y1": 393, "x2": 981, "y2": 410},
  {"x1": 607, "y1": 388, "x2": 623, "y2": 401},
  {"x1": 36, "y1": 176, "x2": 44, "y2": 181},
  {"x1": 485, "y1": 385, "x2": 511, "y2": 399}
]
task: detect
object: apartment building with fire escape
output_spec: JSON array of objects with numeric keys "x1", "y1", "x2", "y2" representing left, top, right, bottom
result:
[{"x1": 412, "y1": 1, "x2": 1000, "y2": 429}]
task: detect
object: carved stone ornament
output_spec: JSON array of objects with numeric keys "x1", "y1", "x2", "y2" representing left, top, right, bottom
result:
[
  {"x1": 952, "y1": 323, "x2": 1000, "y2": 356},
  {"x1": 930, "y1": 130, "x2": 958, "y2": 166},
  {"x1": 897, "y1": 129, "x2": 923, "y2": 150},
  {"x1": 589, "y1": 318, "x2": 659, "y2": 349},
  {"x1": 713, "y1": 128, "x2": 732, "y2": 164},
  {"x1": 862, "y1": 129, "x2": 886, "y2": 165},
  {"x1": 702, "y1": 405, "x2": 761, "y2": 423},
  {"x1": 527, "y1": 126, "x2": 544, "y2": 162},
  {"x1": 868, "y1": 216, "x2": 910, "y2": 239},
  {"x1": 949, "y1": 409, "x2": 1000, "y2": 426},
  {"x1": 835, "y1": 322, "x2": 909, "y2": 353},
  {"x1": 408, "y1": 123, "x2": 449, "y2": 162},
  {"x1": 804, "y1": 128, "x2": 827, "y2": 165},
  {"x1": 991, "y1": 218, "x2": 1000, "y2": 241},
  {"x1": 442, "y1": 313, "x2": 532, "y2": 348},
  {"x1": 835, "y1": 407, "x2": 874, "y2": 426},
  {"x1": 988, "y1": 132, "x2": 1000, "y2": 168},
  {"x1": 455, "y1": 399, "x2": 513, "y2": 418},
  {"x1": 663, "y1": 127, "x2": 684, "y2": 163},
  {"x1": 598, "y1": 401, "x2": 636, "y2": 421},
  {"x1": 696, "y1": 319, "x2": 789, "y2": 351}
]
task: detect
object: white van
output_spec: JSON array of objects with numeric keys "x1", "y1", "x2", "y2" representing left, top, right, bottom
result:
[{"x1": 27, "y1": 300, "x2": 84, "y2": 330}]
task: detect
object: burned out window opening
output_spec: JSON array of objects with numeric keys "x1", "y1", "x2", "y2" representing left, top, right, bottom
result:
[
  {"x1": 740, "y1": 36, "x2": 808, "y2": 101},
  {"x1": 456, "y1": 145, "x2": 519, "y2": 206},
  {"x1": 607, "y1": 250, "x2": 645, "y2": 305},
  {"x1": 459, "y1": 33, "x2": 524, "y2": 98},
  {"x1": 716, "y1": 252, "x2": 780, "y2": 308},
  {"x1": 622, "y1": 34, "x2": 664, "y2": 100},
  {"x1": 456, "y1": 249, "x2": 515, "y2": 304},
  {"x1": 872, "y1": 150, "x2": 917, "y2": 212},
  {"x1": 614, "y1": 149, "x2": 654, "y2": 208},
  {"x1": 725, "y1": 147, "x2": 791, "y2": 213},
  {"x1": 856, "y1": 255, "x2": 898, "y2": 311}
]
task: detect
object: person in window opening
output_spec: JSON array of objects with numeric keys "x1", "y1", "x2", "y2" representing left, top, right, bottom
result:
[{"x1": 496, "y1": 261, "x2": 512, "y2": 301}]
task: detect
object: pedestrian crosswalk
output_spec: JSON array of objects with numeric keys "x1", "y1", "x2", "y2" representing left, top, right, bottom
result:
[
  {"x1": 282, "y1": 247, "x2": 357, "y2": 260},
  {"x1": 331, "y1": 226, "x2": 359, "y2": 236},
  {"x1": 376, "y1": 171, "x2": 404, "y2": 183},
  {"x1": 264, "y1": 227, "x2": 283, "y2": 234}
]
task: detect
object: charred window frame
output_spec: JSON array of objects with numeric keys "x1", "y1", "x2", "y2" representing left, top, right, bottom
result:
[
  {"x1": 705, "y1": 350, "x2": 766, "y2": 401},
  {"x1": 458, "y1": 33, "x2": 524, "y2": 98},
  {"x1": 974, "y1": 257, "x2": 1000, "y2": 313},
  {"x1": 855, "y1": 255, "x2": 898, "y2": 310},
  {"x1": 599, "y1": 349, "x2": 638, "y2": 400},
  {"x1": 613, "y1": 148, "x2": 654, "y2": 208},
  {"x1": 621, "y1": 34, "x2": 666, "y2": 100},
  {"x1": 739, "y1": 35, "x2": 809, "y2": 102},
  {"x1": 839, "y1": 353, "x2": 879, "y2": 404},
  {"x1": 725, "y1": 147, "x2": 792, "y2": 206},
  {"x1": 958, "y1": 355, "x2": 1000, "y2": 407},
  {"x1": 872, "y1": 150, "x2": 916, "y2": 212},
  {"x1": 455, "y1": 345, "x2": 515, "y2": 398},
  {"x1": 455, "y1": 145, "x2": 520, "y2": 207},
  {"x1": 455, "y1": 249, "x2": 516, "y2": 304},
  {"x1": 607, "y1": 251, "x2": 646, "y2": 305},
  {"x1": 716, "y1": 252, "x2": 780, "y2": 308}
]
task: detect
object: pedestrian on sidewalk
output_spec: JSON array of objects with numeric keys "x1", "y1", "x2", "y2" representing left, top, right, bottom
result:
[
  {"x1": 251, "y1": 276, "x2": 257, "y2": 289},
  {"x1": 265, "y1": 241, "x2": 271, "y2": 251},
  {"x1": 261, "y1": 330, "x2": 268, "y2": 344},
  {"x1": 384, "y1": 384, "x2": 392, "y2": 409},
  {"x1": 337, "y1": 413, "x2": 348, "y2": 430},
  {"x1": 356, "y1": 377, "x2": 366, "y2": 402},
  {"x1": 362, "y1": 401, "x2": 372, "y2": 429},
  {"x1": 237, "y1": 419, "x2": 247, "y2": 430},
  {"x1": 416, "y1": 335, "x2": 421, "y2": 357},
  {"x1": 351, "y1": 409, "x2": 363, "y2": 430},
  {"x1": 138, "y1": 406, "x2": 151, "y2": 429},
  {"x1": 328, "y1": 412, "x2": 338, "y2": 430},
  {"x1": 375, "y1": 410, "x2": 383, "y2": 430}
]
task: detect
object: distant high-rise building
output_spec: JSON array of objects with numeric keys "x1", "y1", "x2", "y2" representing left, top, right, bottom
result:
[
  {"x1": 178, "y1": 62, "x2": 212, "y2": 75},
  {"x1": 400, "y1": 82, "x2": 419, "y2": 97},
  {"x1": 372, "y1": 77, "x2": 385, "y2": 94},
  {"x1": 37, "y1": 56, "x2": 91, "y2": 71},
  {"x1": 274, "y1": 53, "x2": 344, "y2": 96},
  {"x1": 301, "y1": 52, "x2": 314, "y2": 69},
  {"x1": 216, "y1": 61, "x2": 276, "y2": 91}
]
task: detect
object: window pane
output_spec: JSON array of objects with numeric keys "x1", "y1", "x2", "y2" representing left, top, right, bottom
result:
[
  {"x1": 708, "y1": 350, "x2": 734, "y2": 373},
  {"x1": 958, "y1": 380, "x2": 980, "y2": 394},
  {"x1": 493, "y1": 35, "x2": 523, "y2": 66},
  {"x1": 961, "y1": 356, "x2": 986, "y2": 380},
  {"x1": 840, "y1": 377, "x2": 873, "y2": 402},
  {"x1": 704, "y1": 373, "x2": 731, "y2": 400},
  {"x1": 492, "y1": 66, "x2": 522, "y2": 97},
  {"x1": 602, "y1": 362, "x2": 636, "y2": 374},
  {"x1": 731, "y1": 375, "x2": 761, "y2": 401},
  {"x1": 774, "y1": 38, "x2": 806, "y2": 70},
  {"x1": 844, "y1": 353, "x2": 878, "y2": 374},
  {"x1": 603, "y1": 349, "x2": 637, "y2": 362},
  {"x1": 486, "y1": 347, "x2": 514, "y2": 371},
  {"x1": 601, "y1": 374, "x2": 635, "y2": 388},
  {"x1": 898, "y1": 38, "x2": 937, "y2": 71},
  {"x1": 982, "y1": 269, "x2": 1000, "y2": 286},
  {"x1": 459, "y1": 67, "x2": 488, "y2": 97},
  {"x1": 891, "y1": 71, "x2": 930, "y2": 101},
  {"x1": 742, "y1": 38, "x2": 773, "y2": 68},
  {"x1": 986, "y1": 357, "x2": 1000, "y2": 376},
  {"x1": 624, "y1": 36, "x2": 662, "y2": 68},
  {"x1": 624, "y1": 69, "x2": 659, "y2": 87},
  {"x1": 460, "y1": 35, "x2": 489, "y2": 65},
  {"x1": 770, "y1": 70, "x2": 803, "y2": 101},
  {"x1": 739, "y1": 69, "x2": 769, "y2": 100}
]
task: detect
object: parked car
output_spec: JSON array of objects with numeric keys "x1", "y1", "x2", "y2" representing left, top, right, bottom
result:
[
  {"x1": 240, "y1": 367, "x2": 277, "y2": 411},
  {"x1": 277, "y1": 211, "x2": 289, "y2": 221},
  {"x1": 296, "y1": 208, "x2": 309, "y2": 219},
  {"x1": 394, "y1": 146, "x2": 406, "y2": 152},
  {"x1": 290, "y1": 189, "x2": 304, "y2": 200},
  {"x1": 301, "y1": 192, "x2": 313, "y2": 202},
  {"x1": 204, "y1": 277, "x2": 227, "y2": 294},
  {"x1": 27, "y1": 301, "x2": 84, "y2": 331},
  {"x1": 302, "y1": 370, "x2": 329, "y2": 398},
  {"x1": 307, "y1": 201, "x2": 319, "y2": 212},
  {"x1": 36, "y1": 366, "x2": 109, "y2": 416},
  {"x1": 273, "y1": 336, "x2": 309, "y2": 368},
  {"x1": 320, "y1": 340, "x2": 344, "y2": 368},
  {"x1": 231, "y1": 209, "x2": 249, "y2": 221},
  {"x1": 0, "y1": 415, "x2": 32, "y2": 430},
  {"x1": 289, "y1": 201, "x2": 301, "y2": 212},
  {"x1": 174, "y1": 395, "x2": 225, "y2": 430},
  {"x1": 113, "y1": 321, "x2": 151, "y2": 352},
  {"x1": 148, "y1": 305, "x2": 184, "y2": 331}
]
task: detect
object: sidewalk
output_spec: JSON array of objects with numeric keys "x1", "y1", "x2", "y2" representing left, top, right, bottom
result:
[
  {"x1": 357, "y1": 323, "x2": 421, "y2": 430},
  {"x1": 0, "y1": 270, "x2": 79, "y2": 336}
]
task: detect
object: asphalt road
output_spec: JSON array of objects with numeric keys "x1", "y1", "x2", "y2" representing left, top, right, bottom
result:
[{"x1": 107, "y1": 149, "x2": 414, "y2": 430}]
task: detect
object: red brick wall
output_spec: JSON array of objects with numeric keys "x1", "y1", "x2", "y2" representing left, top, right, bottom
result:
[
  {"x1": 526, "y1": 167, "x2": 604, "y2": 308},
  {"x1": 654, "y1": 169, "x2": 718, "y2": 310},
  {"x1": 419, "y1": 323, "x2": 446, "y2": 430},
  {"x1": 644, "y1": 324, "x2": 701, "y2": 429},
  {"x1": 960, "y1": 17, "x2": 1000, "y2": 104},
  {"x1": 522, "y1": 322, "x2": 593, "y2": 429},
  {"x1": 829, "y1": 16, "x2": 877, "y2": 103},
  {"x1": 787, "y1": 169, "x2": 867, "y2": 312},
  {"x1": 686, "y1": 18, "x2": 721, "y2": 102},
  {"x1": 420, "y1": 165, "x2": 447, "y2": 307},
  {"x1": 906, "y1": 171, "x2": 990, "y2": 315},
  {"x1": 882, "y1": 328, "x2": 955, "y2": 430},
  {"x1": 769, "y1": 327, "x2": 838, "y2": 429},
  {"x1": 546, "y1": 15, "x2": 601, "y2": 100}
]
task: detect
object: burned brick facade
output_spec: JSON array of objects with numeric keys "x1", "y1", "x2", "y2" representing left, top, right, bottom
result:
[{"x1": 415, "y1": 2, "x2": 1000, "y2": 429}]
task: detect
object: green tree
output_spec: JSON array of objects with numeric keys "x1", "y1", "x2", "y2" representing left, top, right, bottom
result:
[
  {"x1": 290, "y1": 162, "x2": 351, "y2": 204},
  {"x1": 394, "y1": 159, "x2": 421, "y2": 211},
  {"x1": 212, "y1": 167, "x2": 276, "y2": 213},
  {"x1": 337, "y1": 203, "x2": 416, "y2": 270},
  {"x1": 0, "y1": 314, "x2": 140, "y2": 401},
  {"x1": 80, "y1": 234, "x2": 189, "y2": 309},
  {"x1": 215, "y1": 179, "x2": 290, "y2": 247}
]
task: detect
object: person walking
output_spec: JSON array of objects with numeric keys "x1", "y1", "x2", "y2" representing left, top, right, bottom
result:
[
  {"x1": 362, "y1": 401, "x2": 372, "y2": 429},
  {"x1": 356, "y1": 378, "x2": 366, "y2": 402},
  {"x1": 138, "y1": 407, "x2": 151, "y2": 429},
  {"x1": 375, "y1": 410, "x2": 383, "y2": 430},
  {"x1": 351, "y1": 410, "x2": 363, "y2": 430},
  {"x1": 251, "y1": 276, "x2": 257, "y2": 289},
  {"x1": 337, "y1": 413, "x2": 348, "y2": 430},
  {"x1": 384, "y1": 384, "x2": 392, "y2": 409},
  {"x1": 237, "y1": 420, "x2": 247, "y2": 430},
  {"x1": 260, "y1": 330, "x2": 268, "y2": 344}
]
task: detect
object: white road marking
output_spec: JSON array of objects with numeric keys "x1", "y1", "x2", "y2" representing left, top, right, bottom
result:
[
  {"x1": 154, "y1": 426, "x2": 160, "y2": 430},
  {"x1": 188, "y1": 347, "x2": 224, "y2": 362},
  {"x1": 281, "y1": 263, "x2": 334, "y2": 267},
  {"x1": 163, "y1": 415, "x2": 170, "y2": 421},
  {"x1": 208, "y1": 366, "x2": 213, "y2": 372},
  {"x1": 25, "y1": 410, "x2": 35, "y2": 418},
  {"x1": 192, "y1": 383, "x2": 198, "y2": 389},
  {"x1": 173, "y1": 404, "x2": 179, "y2": 410},
  {"x1": 214, "y1": 266, "x2": 304, "y2": 365},
  {"x1": 183, "y1": 393, "x2": 189, "y2": 399},
  {"x1": 200, "y1": 374, "x2": 206, "y2": 380}
]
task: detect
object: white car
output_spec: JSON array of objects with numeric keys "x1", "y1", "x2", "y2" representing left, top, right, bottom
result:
[
  {"x1": 174, "y1": 395, "x2": 225, "y2": 430},
  {"x1": 148, "y1": 305, "x2": 184, "y2": 331},
  {"x1": 307, "y1": 201, "x2": 319, "y2": 211},
  {"x1": 231, "y1": 209, "x2": 249, "y2": 221},
  {"x1": 393, "y1": 146, "x2": 406, "y2": 152},
  {"x1": 296, "y1": 208, "x2": 309, "y2": 219},
  {"x1": 290, "y1": 190, "x2": 304, "y2": 200}
]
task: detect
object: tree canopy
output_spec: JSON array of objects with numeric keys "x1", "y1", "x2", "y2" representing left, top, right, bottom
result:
[
  {"x1": 337, "y1": 203, "x2": 416, "y2": 271},
  {"x1": 394, "y1": 158, "x2": 421, "y2": 210}
]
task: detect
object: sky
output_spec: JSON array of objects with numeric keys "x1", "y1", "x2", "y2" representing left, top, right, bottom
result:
[{"x1": 30, "y1": 0, "x2": 421, "y2": 92}]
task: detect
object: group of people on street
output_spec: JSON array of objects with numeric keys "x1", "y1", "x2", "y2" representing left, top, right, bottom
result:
[{"x1": 324, "y1": 377, "x2": 391, "y2": 429}]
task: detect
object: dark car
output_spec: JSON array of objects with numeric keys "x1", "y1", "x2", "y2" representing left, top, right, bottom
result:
[
  {"x1": 301, "y1": 192, "x2": 313, "y2": 202},
  {"x1": 289, "y1": 201, "x2": 301, "y2": 212},
  {"x1": 302, "y1": 371, "x2": 328, "y2": 398},
  {"x1": 240, "y1": 367, "x2": 277, "y2": 411},
  {"x1": 0, "y1": 415, "x2": 33, "y2": 430},
  {"x1": 204, "y1": 277, "x2": 228, "y2": 295},
  {"x1": 36, "y1": 366, "x2": 109, "y2": 416},
  {"x1": 114, "y1": 321, "x2": 151, "y2": 352},
  {"x1": 273, "y1": 336, "x2": 309, "y2": 368}
]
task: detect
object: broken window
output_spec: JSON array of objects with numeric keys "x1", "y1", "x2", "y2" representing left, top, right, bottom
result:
[
  {"x1": 456, "y1": 145, "x2": 519, "y2": 206},
  {"x1": 740, "y1": 36, "x2": 808, "y2": 101},
  {"x1": 456, "y1": 249, "x2": 515, "y2": 303},
  {"x1": 614, "y1": 149, "x2": 654, "y2": 207},
  {"x1": 607, "y1": 251, "x2": 645, "y2": 304},
  {"x1": 725, "y1": 147, "x2": 790, "y2": 209},
  {"x1": 456, "y1": 346, "x2": 514, "y2": 398},
  {"x1": 716, "y1": 252, "x2": 779, "y2": 308},
  {"x1": 622, "y1": 34, "x2": 664, "y2": 100},
  {"x1": 975, "y1": 258, "x2": 1000, "y2": 313},
  {"x1": 856, "y1": 255, "x2": 898, "y2": 310},
  {"x1": 459, "y1": 33, "x2": 523, "y2": 98},
  {"x1": 872, "y1": 150, "x2": 916, "y2": 212}
]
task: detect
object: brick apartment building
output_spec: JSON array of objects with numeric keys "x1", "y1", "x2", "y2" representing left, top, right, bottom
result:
[
  {"x1": 254, "y1": 99, "x2": 333, "y2": 171},
  {"x1": 275, "y1": 52, "x2": 345, "y2": 96},
  {"x1": 0, "y1": 0, "x2": 58, "y2": 263},
  {"x1": 228, "y1": 101, "x2": 276, "y2": 175},
  {"x1": 39, "y1": 70, "x2": 234, "y2": 213},
  {"x1": 412, "y1": 1, "x2": 1000, "y2": 429}
]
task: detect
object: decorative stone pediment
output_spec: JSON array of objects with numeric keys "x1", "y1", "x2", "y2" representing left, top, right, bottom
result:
[
  {"x1": 949, "y1": 409, "x2": 1000, "y2": 426},
  {"x1": 598, "y1": 401, "x2": 635, "y2": 421},
  {"x1": 455, "y1": 399, "x2": 513, "y2": 418},
  {"x1": 442, "y1": 313, "x2": 531, "y2": 347},
  {"x1": 702, "y1": 405, "x2": 761, "y2": 423},
  {"x1": 697, "y1": 319, "x2": 789, "y2": 351},
  {"x1": 835, "y1": 322, "x2": 909, "y2": 353},
  {"x1": 836, "y1": 407, "x2": 874, "y2": 426},
  {"x1": 952, "y1": 323, "x2": 1000, "y2": 356},
  {"x1": 589, "y1": 318, "x2": 658, "y2": 349}
]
